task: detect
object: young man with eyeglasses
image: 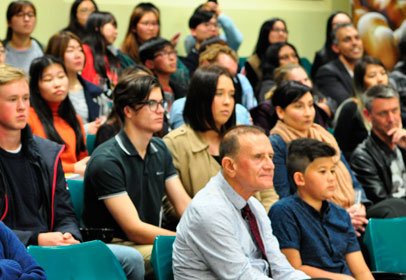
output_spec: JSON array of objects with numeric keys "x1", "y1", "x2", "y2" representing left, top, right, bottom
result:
[
  {"x1": 139, "y1": 37, "x2": 187, "y2": 113},
  {"x1": 83, "y1": 74, "x2": 191, "y2": 273},
  {"x1": 183, "y1": 1, "x2": 243, "y2": 55},
  {"x1": 183, "y1": 10, "x2": 219, "y2": 76}
]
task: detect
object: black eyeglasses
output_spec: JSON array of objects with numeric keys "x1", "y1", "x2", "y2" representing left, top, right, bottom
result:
[
  {"x1": 137, "y1": 99, "x2": 167, "y2": 112},
  {"x1": 15, "y1": 12, "x2": 35, "y2": 19},
  {"x1": 154, "y1": 50, "x2": 177, "y2": 58}
]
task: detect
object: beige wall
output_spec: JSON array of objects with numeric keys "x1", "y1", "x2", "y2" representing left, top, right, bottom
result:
[{"x1": 1, "y1": 0, "x2": 351, "y2": 60}]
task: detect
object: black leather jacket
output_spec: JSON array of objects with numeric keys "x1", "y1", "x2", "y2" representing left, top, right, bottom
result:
[{"x1": 350, "y1": 132, "x2": 406, "y2": 204}]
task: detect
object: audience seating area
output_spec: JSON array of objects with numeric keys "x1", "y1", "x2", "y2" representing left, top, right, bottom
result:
[
  {"x1": 27, "y1": 240, "x2": 127, "y2": 280},
  {"x1": 66, "y1": 179, "x2": 85, "y2": 227},
  {"x1": 151, "y1": 235, "x2": 176, "y2": 280},
  {"x1": 3, "y1": 0, "x2": 406, "y2": 279},
  {"x1": 86, "y1": 134, "x2": 96, "y2": 155},
  {"x1": 363, "y1": 217, "x2": 406, "y2": 275}
]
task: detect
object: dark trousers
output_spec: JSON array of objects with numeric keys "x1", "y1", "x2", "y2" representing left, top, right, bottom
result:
[{"x1": 367, "y1": 198, "x2": 406, "y2": 218}]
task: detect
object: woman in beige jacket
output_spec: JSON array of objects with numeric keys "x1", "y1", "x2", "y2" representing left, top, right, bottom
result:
[{"x1": 164, "y1": 65, "x2": 278, "y2": 225}]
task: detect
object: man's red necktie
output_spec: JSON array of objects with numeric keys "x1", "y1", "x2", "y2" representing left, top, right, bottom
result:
[{"x1": 241, "y1": 204, "x2": 268, "y2": 261}]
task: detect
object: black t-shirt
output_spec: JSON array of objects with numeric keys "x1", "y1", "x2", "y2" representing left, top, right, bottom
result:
[
  {"x1": 84, "y1": 130, "x2": 177, "y2": 239},
  {"x1": 0, "y1": 148, "x2": 48, "y2": 232}
]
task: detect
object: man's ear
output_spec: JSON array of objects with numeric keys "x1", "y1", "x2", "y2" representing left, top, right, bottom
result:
[
  {"x1": 293, "y1": 172, "x2": 305, "y2": 188},
  {"x1": 123, "y1": 105, "x2": 133, "y2": 119},
  {"x1": 363, "y1": 108, "x2": 371, "y2": 123},
  {"x1": 331, "y1": 43, "x2": 340, "y2": 54},
  {"x1": 222, "y1": 156, "x2": 237, "y2": 178},
  {"x1": 145, "y1": 59, "x2": 155, "y2": 70}
]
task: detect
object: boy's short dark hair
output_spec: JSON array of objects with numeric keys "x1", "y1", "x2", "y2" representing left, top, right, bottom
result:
[
  {"x1": 138, "y1": 37, "x2": 173, "y2": 64},
  {"x1": 287, "y1": 138, "x2": 336, "y2": 180},
  {"x1": 188, "y1": 10, "x2": 215, "y2": 29}
]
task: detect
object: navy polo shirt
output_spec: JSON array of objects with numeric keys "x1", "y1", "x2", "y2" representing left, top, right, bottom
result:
[
  {"x1": 84, "y1": 129, "x2": 177, "y2": 239},
  {"x1": 268, "y1": 194, "x2": 360, "y2": 275}
]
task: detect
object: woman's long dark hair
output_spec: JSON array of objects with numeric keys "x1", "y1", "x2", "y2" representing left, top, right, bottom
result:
[
  {"x1": 354, "y1": 56, "x2": 387, "y2": 94},
  {"x1": 253, "y1": 18, "x2": 286, "y2": 59},
  {"x1": 183, "y1": 65, "x2": 236, "y2": 135},
  {"x1": 121, "y1": 3, "x2": 160, "y2": 63},
  {"x1": 324, "y1": 11, "x2": 351, "y2": 49},
  {"x1": 83, "y1": 11, "x2": 120, "y2": 81},
  {"x1": 261, "y1": 42, "x2": 300, "y2": 80},
  {"x1": 29, "y1": 55, "x2": 86, "y2": 156},
  {"x1": 64, "y1": 0, "x2": 98, "y2": 39}
]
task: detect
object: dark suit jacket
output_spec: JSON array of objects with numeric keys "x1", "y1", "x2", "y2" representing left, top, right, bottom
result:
[{"x1": 315, "y1": 58, "x2": 354, "y2": 106}]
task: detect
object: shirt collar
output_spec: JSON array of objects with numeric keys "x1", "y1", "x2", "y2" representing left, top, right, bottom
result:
[
  {"x1": 371, "y1": 131, "x2": 396, "y2": 156},
  {"x1": 115, "y1": 129, "x2": 158, "y2": 157},
  {"x1": 217, "y1": 171, "x2": 247, "y2": 210},
  {"x1": 294, "y1": 193, "x2": 331, "y2": 218}
]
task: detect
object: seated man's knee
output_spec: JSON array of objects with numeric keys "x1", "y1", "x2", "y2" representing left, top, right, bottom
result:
[{"x1": 107, "y1": 244, "x2": 145, "y2": 280}]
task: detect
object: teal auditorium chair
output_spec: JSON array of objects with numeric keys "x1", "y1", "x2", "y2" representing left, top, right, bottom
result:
[
  {"x1": 238, "y1": 56, "x2": 247, "y2": 70},
  {"x1": 27, "y1": 240, "x2": 126, "y2": 280},
  {"x1": 363, "y1": 217, "x2": 406, "y2": 273},
  {"x1": 151, "y1": 235, "x2": 176, "y2": 280},
  {"x1": 86, "y1": 134, "x2": 96, "y2": 155},
  {"x1": 66, "y1": 178, "x2": 85, "y2": 227},
  {"x1": 299, "y1": 57, "x2": 312, "y2": 77}
]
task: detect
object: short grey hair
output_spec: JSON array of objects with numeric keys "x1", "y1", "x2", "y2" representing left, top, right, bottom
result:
[
  {"x1": 331, "y1": 22, "x2": 355, "y2": 45},
  {"x1": 363, "y1": 85, "x2": 399, "y2": 112}
]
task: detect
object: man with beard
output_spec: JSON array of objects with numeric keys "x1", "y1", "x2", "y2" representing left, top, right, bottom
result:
[{"x1": 315, "y1": 23, "x2": 364, "y2": 107}]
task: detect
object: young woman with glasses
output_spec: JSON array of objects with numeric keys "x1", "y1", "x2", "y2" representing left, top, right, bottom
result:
[
  {"x1": 244, "y1": 18, "x2": 288, "y2": 96},
  {"x1": 4, "y1": 0, "x2": 43, "y2": 73},
  {"x1": 62, "y1": 0, "x2": 99, "y2": 40}
]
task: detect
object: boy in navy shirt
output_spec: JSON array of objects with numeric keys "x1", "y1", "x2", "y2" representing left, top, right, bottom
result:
[{"x1": 269, "y1": 138, "x2": 373, "y2": 279}]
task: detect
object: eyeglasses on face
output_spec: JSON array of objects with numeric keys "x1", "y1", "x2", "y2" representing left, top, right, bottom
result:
[
  {"x1": 279, "y1": 53, "x2": 298, "y2": 61},
  {"x1": 78, "y1": 7, "x2": 95, "y2": 14},
  {"x1": 15, "y1": 12, "x2": 35, "y2": 19},
  {"x1": 154, "y1": 50, "x2": 177, "y2": 58},
  {"x1": 138, "y1": 21, "x2": 159, "y2": 27},
  {"x1": 271, "y1": 28, "x2": 288, "y2": 34},
  {"x1": 202, "y1": 21, "x2": 219, "y2": 28},
  {"x1": 137, "y1": 99, "x2": 167, "y2": 111}
]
